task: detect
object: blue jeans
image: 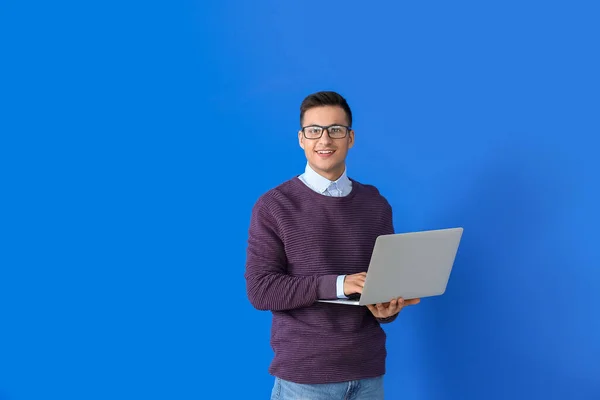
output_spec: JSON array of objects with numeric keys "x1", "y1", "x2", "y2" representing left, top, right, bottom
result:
[{"x1": 270, "y1": 376, "x2": 384, "y2": 400}]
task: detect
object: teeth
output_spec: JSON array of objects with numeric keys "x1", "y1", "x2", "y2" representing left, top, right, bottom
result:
[{"x1": 317, "y1": 150, "x2": 333, "y2": 154}]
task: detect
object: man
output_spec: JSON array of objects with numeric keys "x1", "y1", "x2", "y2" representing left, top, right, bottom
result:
[{"x1": 245, "y1": 91, "x2": 420, "y2": 399}]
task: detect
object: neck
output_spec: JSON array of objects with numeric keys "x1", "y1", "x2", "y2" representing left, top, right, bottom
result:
[{"x1": 311, "y1": 164, "x2": 346, "y2": 182}]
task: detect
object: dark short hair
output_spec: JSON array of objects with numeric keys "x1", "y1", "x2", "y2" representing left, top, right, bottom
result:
[{"x1": 299, "y1": 91, "x2": 353, "y2": 127}]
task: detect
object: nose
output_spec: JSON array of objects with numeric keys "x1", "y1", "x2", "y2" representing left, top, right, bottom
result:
[{"x1": 317, "y1": 128, "x2": 334, "y2": 145}]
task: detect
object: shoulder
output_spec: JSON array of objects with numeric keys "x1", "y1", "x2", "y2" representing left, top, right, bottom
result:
[
  {"x1": 251, "y1": 177, "x2": 301, "y2": 214},
  {"x1": 350, "y1": 178, "x2": 390, "y2": 202}
]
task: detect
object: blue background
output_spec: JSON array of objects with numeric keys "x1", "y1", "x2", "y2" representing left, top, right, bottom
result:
[{"x1": 1, "y1": 0, "x2": 598, "y2": 399}]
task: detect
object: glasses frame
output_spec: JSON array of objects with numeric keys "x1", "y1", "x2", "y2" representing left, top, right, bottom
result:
[{"x1": 300, "y1": 124, "x2": 352, "y2": 140}]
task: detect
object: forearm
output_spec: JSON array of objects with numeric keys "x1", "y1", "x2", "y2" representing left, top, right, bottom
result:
[
  {"x1": 245, "y1": 270, "x2": 338, "y2": 311},
  {"x1": 245, "y1": 198, "x2": 339, "y2": 311}
]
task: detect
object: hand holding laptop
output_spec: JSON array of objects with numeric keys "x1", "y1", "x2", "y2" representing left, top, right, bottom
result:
[
  {"x1": 345, "y1": 272, "x2": 421, "y2": 318},
  {"x1": 366, "y1": 297, "x2": 421, "y2": 319}
]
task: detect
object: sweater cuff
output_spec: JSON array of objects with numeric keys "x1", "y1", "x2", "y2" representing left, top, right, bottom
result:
[
  {"x1": 317, "y1": 275, "x2": 339, "y2": 300},
  {"x1": 377, "y1": 314, "x2": 398, "y2": 324}
]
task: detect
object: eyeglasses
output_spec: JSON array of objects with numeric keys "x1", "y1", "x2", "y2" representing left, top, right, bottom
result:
[{"x1": 301, "y1": 124, "x2": 351, "y2": 140}]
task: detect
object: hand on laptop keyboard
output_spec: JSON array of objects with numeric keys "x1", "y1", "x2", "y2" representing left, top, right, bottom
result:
[{"x1": 343, "y1": 272, "x2": 367, "y2": 299}]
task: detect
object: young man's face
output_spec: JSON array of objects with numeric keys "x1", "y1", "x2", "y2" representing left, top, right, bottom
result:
[{"x1": 298, "y1": 105, "x2": 354, "y2": 181}]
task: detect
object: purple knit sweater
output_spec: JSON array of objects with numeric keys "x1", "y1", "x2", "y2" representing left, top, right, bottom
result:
[{"x1": 245, "y1": 176, "x2": 397, "y2": 384}]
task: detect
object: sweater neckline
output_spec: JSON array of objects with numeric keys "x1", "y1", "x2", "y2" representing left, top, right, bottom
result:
[{"x1": 292, "y1": 175, "x2": 361, "y2": 202}]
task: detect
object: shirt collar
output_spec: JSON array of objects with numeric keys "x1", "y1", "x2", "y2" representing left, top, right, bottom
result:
[{"x1": 303, "y1": 162, "x2": 351, "y2": 194}]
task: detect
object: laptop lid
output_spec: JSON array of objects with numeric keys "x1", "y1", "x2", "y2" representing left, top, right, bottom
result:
[{"x1": 356, "y1": 227, "x2": 463, "y2": 305}]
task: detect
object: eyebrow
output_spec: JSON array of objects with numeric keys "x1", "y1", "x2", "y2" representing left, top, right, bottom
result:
[{"x1": 303, "y1": 122, "x2": 348, "y2": 127}]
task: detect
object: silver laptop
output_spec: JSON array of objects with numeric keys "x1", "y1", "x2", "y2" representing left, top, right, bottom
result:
[{"x1": 318, "y1": 227, "x2": 463, "y2": 306}]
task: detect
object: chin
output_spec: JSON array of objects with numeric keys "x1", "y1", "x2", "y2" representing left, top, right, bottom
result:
[{"x1": 314, "y1": 160, "x2": 340, "y2": 173}]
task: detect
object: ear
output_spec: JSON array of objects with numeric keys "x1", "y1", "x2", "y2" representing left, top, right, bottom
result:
[
  {"x1": 298, "y1": 130, "x2": 305, "y2": 150},
  {"x1": 348, "y1": 129, "x2": 355, "y2": 149}
]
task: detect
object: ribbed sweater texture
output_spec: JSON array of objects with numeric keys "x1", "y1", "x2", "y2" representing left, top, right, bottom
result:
[{"x1": 245, "y1": 176, "x2": 396, "y2": 383}]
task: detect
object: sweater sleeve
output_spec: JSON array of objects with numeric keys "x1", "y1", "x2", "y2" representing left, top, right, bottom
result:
[{"x1": 244, "y1": 196, "x2": 338, "y2": 311}]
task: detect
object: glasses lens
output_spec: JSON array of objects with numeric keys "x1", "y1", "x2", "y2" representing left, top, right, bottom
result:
[
  {"x1": 304, "y1": 126, "x2": 323, "y2": 139},
  {"x1": 328, "y1": 126, "x2": 347, "y2": 138}
]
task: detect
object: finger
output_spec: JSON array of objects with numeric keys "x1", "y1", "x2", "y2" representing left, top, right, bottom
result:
[
  {"x1": 352, "y1": 283, "x2": 364, "y2": 293},
  {"x1": 384, "y1": 299, "x2": 396, "y2": 315},
  {"x1": 353, "y1": 276, "x2": 366, "y2": 284},
  {"x1": 395, "y1": 298, "x2": 404, "y2": 313},
  {"x1": 404, "y1": 298, "x2": 420, "y2": 306},
  {"x1": 344, "y1": 279, "x2": 365, "y2": 295},
  {"x1": 382, "y1": 302, "x2": 394, "y2": 318},
  {"x1": 347, "y1": 275, "x2": 364, "y2": 283},
  {"x1": 398, "y1": 297, "x2": 405, "y2": 307},
  {"x1": 386, "y1": 298, "x2": 399, "y2": 315}
]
